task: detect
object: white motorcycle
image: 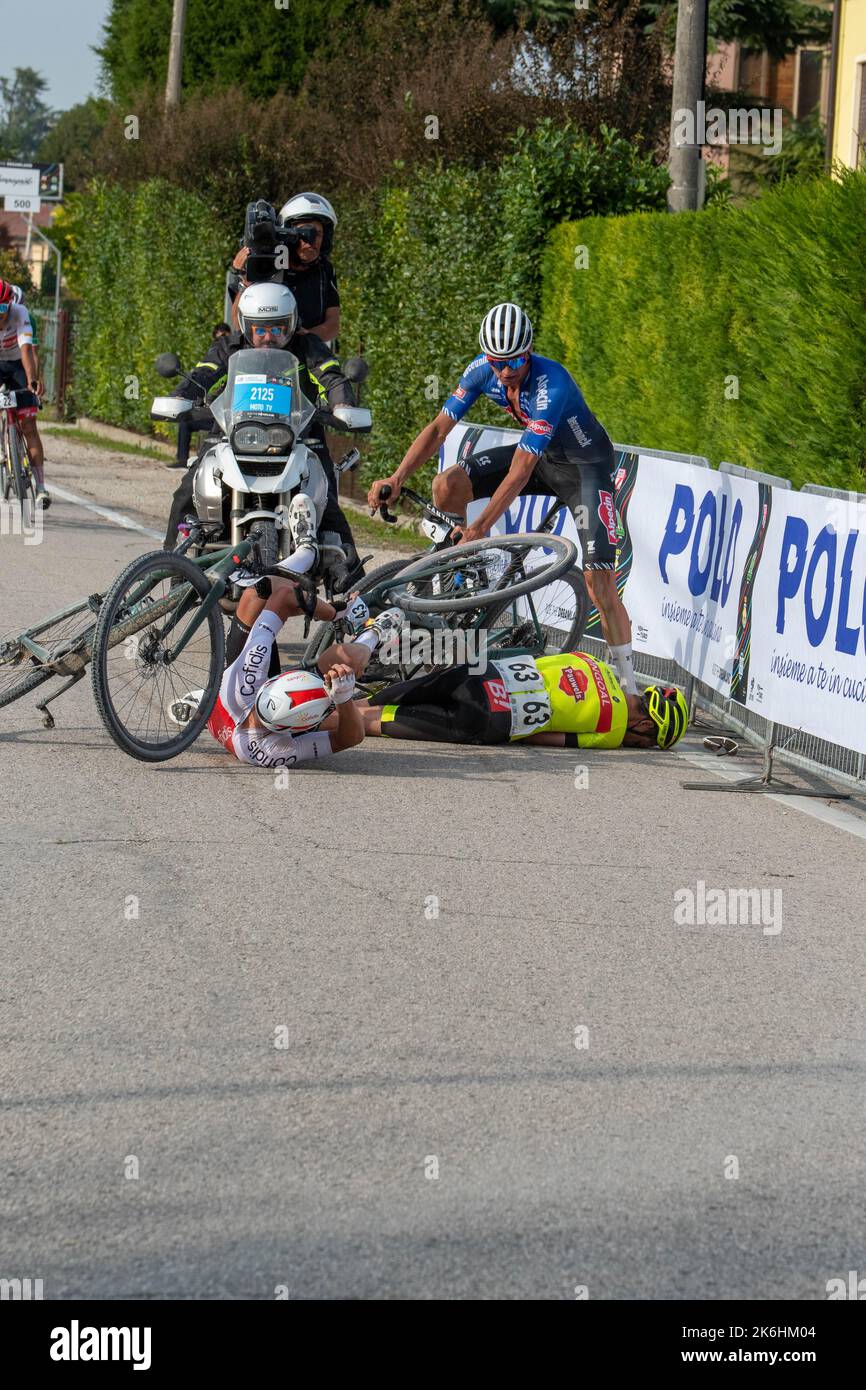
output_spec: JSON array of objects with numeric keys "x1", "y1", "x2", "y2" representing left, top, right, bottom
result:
[{"x1": 151, "y1": 346, "x2": 370, "y2": 591}]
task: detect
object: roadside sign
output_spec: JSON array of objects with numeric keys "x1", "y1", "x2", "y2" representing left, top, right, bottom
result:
[
  {"x1": 0, "y1": 163, "x2": 40, "y2": 198},
  {"x1": 4, "y1": 194, "x2": 41, "y2": 213},
  {"x1": 0, "y1": 161, "x2": 63, "y2": 201}
]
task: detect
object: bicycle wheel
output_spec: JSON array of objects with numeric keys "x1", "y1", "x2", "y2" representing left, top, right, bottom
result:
[
  {"x1": 0, "y1": 599, "x2": 100, "y2": 710},
  {"x1": 91, "y1": 551, "x2": 225, "y2": 762},
  {"x1": 0, "y1": 417, "x2": 12, "y2": 500},
  {"x1": 7, "y1": 423, "x2": 32, "y2": 521},
  {"x1": 385, "y1": 533, "x2": 577, "y2": 613},
  {"x1": 481, "y1": 569, "x2": 590, "y2": 656}
]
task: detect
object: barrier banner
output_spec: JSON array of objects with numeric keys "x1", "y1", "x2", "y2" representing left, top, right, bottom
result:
[
  {"x1": 440, "y1": 421, "x2": 866, "y2": 753},
  {"x1": 620, "y1": 455, "x2": 763, "y2": 697},
  {"x1": 744, "y1": 488, "x2": 866, "y2": 753}
]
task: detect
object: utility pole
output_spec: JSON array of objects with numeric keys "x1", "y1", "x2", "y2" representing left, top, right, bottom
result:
[
  {"x1": 165, "y1": 0, "x2": 188, "y2": 110},
  {"x1": 668, "y1": 0, "x2": 708, "y2": 211}
]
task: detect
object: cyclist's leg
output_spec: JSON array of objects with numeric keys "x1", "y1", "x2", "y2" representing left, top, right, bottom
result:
[
  {"x1": 163, "y1": 467, "x2": 196, "y2": 550},
  {"x1": 571, "y1": 452, "x2": 637, "y2": 693},
  {"x1": 432, "y1": 444, "x2": 534, "y2": 521}
]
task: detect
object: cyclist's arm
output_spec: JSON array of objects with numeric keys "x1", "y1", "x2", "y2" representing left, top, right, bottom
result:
[
  {"x1": 20, "y1": 342, "x2": 42, "y2": 395},
  {"x1": 393, "y1": 412, "x2": 456, "y2": 487}
]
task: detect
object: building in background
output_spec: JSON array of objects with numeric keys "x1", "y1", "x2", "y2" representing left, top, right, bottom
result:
[
  {"x1": 827, "y1": 0, "x2": 866, "y2": 169},
  {"x1": 0, "y1": 206, "x2": 55, "y2": 289}
]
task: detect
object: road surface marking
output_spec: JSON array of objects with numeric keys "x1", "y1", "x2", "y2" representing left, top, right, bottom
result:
[
  {"x1": 679, "y1": 749, "x2": 866, "y2": 842},
  {"x1": 49, "y1": 484, "x2": 163, "y2": 541}
]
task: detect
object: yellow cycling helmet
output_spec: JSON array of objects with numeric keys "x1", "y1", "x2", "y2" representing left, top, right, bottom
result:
[{"x1": 641, "y1": 684, "x2": 689, "y2": 749}]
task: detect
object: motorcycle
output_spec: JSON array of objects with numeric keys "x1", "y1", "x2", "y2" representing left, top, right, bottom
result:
[{"x1": 150, "y1": 346, "x2": 370, "y2": 595}]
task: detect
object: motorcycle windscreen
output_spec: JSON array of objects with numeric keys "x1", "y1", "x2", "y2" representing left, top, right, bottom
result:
[{"x1": 209, "y1": 348, "x2": 314, "y2": 437}]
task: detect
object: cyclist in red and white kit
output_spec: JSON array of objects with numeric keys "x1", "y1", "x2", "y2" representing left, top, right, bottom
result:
[
  {"x1": 0, "y1": 280, "x2": 49, "y2": 506},
  {"x1": 170, "y1": 576, "x2": 404, "y2": 768}
]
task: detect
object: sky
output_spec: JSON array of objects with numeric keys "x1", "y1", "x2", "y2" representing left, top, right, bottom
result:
[{"x1": 5, "y1": 0, "x2": 112, "y2": 113}]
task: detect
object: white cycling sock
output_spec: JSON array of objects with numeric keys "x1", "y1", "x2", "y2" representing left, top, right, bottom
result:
[
  {"x1": 608, "y1": 642, "x2": 638, "y2": 695},
  {"x1": 276, "y1": 544, "x2": 317, "y2": 577}
]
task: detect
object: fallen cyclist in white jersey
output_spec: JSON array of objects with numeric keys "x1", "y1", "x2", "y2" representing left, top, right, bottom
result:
[{"x1": 169, "y1": 577, "x2": 403, "y2": 768}]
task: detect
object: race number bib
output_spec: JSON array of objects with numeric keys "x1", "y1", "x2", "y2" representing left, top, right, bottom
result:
[
  {"x1": 491, "y1": 656, "x2": 551, "y2": 735},
  {"x1": 232, "y1": 373, "x2": 292, "y2": 416}
]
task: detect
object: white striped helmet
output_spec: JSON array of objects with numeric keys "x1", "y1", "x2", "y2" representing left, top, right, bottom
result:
[{"x1": 479, "y1": 302, "x2": 533, "y2": 358}]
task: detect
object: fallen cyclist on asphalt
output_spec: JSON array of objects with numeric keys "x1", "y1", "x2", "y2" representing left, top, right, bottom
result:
[
  {"x1": 359, "y1": 649, "x2": 689, "y2": 751},
  {"x1": 168, "y1": 578, "x2": 404, "y2": 768}
]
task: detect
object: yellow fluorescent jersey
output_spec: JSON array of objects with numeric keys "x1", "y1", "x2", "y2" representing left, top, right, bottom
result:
[{"x1": 487, "y1": 651, "x2": 628, "y2": 748}]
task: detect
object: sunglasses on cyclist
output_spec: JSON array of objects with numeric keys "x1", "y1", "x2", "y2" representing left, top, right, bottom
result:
[
  {"x1": 486, "y1": 353, "x2": 529, "y2": 371},
  {"x1": 0, "y1": 302, "x2": 12, "y2": 316}
]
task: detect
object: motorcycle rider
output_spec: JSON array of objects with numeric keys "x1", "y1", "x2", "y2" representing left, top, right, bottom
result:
[
  {"x1": 162, "y1": 282, "x2": 362, "y2": 578},
  {"x1": 229, "y1": 192, "x2": 340, "y2": 344}
]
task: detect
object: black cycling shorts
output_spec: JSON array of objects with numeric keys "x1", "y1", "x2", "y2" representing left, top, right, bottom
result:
[
  {"x1": 369, "y1": 663, "x2": 511, "y2": 744},
  {"x1": 457, "y1": 442, "x2": 619, "y2": 570},
  {"x1": 0, "y1": 360, "x2": 39, "y2": 415}
]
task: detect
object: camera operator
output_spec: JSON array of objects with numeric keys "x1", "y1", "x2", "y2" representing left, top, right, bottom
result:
[{"x1": 228, "y1": 193, "x2": 340, "y2": 344}]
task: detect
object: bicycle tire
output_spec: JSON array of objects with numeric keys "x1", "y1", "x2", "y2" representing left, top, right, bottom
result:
[
  {"x1": 8, "y1": 424, "x2": 28, "y2": 518},
  {"x1": 386, "y1": 533, "x2": 578, "y2": 613},
  {"x1": 0, "y1": 660, "x2": 55, "y2": 711},
  {"x1": 481, "y1": 569, "x2": 590, "y2": 655},
  {"x1": 91, "y1": 550, "x2": 225, "y2": 762}
]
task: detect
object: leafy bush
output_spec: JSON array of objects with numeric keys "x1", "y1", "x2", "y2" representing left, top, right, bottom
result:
[
  {"x1": 65, "y1": 180, "x2": 231, "y2": 429},
  {"x1": 542, "y1": 170, "x2": 866, "y2": 489}
]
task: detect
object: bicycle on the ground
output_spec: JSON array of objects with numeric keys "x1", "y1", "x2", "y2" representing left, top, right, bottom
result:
[{"x1": 303, "y1": 485, "x2": 589, "y2": 683}]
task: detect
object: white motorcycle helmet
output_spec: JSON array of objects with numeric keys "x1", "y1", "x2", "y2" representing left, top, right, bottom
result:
[
  {"x1": 236, "y1": 282, "x2": 299, "y2": 346},
  {"x1": 255, "y1": 668, "x2": 334, "y2": 733},
  {"x1": 278, "y1": 192, "x2": 337, "y2": 255}
]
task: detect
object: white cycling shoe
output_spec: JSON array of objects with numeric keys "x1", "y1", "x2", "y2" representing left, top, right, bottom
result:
[
  {"x1": 166, "y1": 689, "x2": 204, "y2": 726},
  {"x1": 364, "y1": 606, "x2": 405, "y2": 646}
]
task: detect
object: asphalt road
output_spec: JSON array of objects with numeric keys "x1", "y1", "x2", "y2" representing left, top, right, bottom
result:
[{"x1": 1, "y1": 441, "x2": 865, "y2": 1300}]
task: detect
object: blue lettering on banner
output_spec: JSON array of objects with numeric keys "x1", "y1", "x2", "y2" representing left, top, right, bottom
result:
[
  {"x1": 776, "y1": 518, "x2": 866, "y2": 654},
  {"x1": 658, "y1": 484, "x2": 742, "y2": 604}
]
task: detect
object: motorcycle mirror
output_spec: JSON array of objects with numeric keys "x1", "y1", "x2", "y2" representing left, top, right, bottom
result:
[
  {"x1": 155, "y1": 352, "x2": 183, "y2": 378},
  {"x1": 343, "y1": 356, "x2": 369, "y2": 384}
]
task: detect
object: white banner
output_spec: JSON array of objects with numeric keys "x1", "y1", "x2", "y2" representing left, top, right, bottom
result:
[
  {"x1": 439, "y1": 420, "x2": 866, "y2": 753},
  {"x1": 745, "y1": 488, "x2": 866, "y2": 753},
  {"x1": 620, "y1": 456, "x2": 761, "y2": 697}
]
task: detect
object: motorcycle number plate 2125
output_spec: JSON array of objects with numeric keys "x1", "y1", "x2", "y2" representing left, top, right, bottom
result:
[{"x1": 232, "y1": 375, "x2": 292, "y2": 416}]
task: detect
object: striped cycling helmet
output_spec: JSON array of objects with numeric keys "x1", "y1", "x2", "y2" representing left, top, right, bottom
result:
[
  {"x1": 479, "y1": 302, "x2": 533, "y2": 359},
  {"x1": 641, "y1": 685, "x2": 689, "y2": 749},
  {"x1": 0, "y1": 280, "x2": 16, "y2": 307}
]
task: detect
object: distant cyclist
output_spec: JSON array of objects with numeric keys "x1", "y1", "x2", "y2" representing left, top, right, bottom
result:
[
  {"x1": 362, "y1": 650, "x2": 688, "y2": 751},
  {"x1": 0, "y1": 279, "x2": 49, "y2": 506},
  {"x1": 367, "y1": 302, "x2": 638, "y2": 695}
]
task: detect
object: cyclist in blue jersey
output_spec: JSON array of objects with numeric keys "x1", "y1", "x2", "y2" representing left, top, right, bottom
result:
[{"x1": 368, "y1": 302, "x2": 638, "y2": 695}]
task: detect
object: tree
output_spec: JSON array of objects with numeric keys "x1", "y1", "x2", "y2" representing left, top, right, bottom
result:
[
  {"x1": 96, "y1": 0, "x2": 382, "y2": 104},
  {"x1": 488, "y1": 0, "x2": 832, "y2": 59},
  {"x1": 0, "y1": 68, "x2": 56, "y2": 160},
  {"x1": 641, "y1": 1, "x2": 832, "y2": 61},
  {"x1": 37, "y1": 99, "x2": 111, "y2": 191}
]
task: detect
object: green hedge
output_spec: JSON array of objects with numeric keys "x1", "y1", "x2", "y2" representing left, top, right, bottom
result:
[
  {"x1": 542, "y1": 171, "x2": 866, "y2": 489},
  {"x1": 65, "y1": 180, "x2": 232, "y2": 431}
]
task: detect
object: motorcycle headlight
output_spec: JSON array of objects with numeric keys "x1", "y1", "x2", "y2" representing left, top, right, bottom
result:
[{"x1": 232, "y1": 423, "x2": 294, "y2": 454}]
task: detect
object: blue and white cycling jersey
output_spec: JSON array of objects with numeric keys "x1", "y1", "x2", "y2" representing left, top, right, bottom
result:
[{"x1": 441, "y1": 353, "x2": 612, "y2": 467}]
